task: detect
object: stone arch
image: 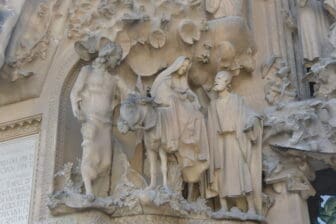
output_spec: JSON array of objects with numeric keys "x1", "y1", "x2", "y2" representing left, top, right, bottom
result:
[
  {"x1": 54, "y1": 61, "x2": 84, "y2": 171},
  {"x1": 32, "y1": 45, "x2": 81, "y2": 220}
]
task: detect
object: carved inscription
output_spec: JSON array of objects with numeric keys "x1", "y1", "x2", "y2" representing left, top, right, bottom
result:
[{"x1": 0, "y1": 135, "x2": 37, "y2": 224}]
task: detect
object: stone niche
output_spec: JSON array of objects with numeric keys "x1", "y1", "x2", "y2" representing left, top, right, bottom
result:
[{"x1": 46, "y1": 1, "x2": 265, "y2": 223}]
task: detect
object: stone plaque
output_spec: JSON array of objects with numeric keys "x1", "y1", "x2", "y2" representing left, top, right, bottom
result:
[{"x1": 0, "y1": 134, "x2": 38, "y2": 224}]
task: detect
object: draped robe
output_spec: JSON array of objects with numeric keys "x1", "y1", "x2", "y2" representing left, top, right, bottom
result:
[
  {"x1": 207, "y1": 93, "x2": 262, "y2": 198},
  {"x1": 150, "y1": 56, "x2": 209, "y2": 182}
]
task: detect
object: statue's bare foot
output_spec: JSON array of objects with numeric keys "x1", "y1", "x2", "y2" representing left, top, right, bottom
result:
[
  {"x1": 247, "y1": 207, "x2": 256, "y2": 215},
  {"x1": 84, "y1": 193, "x2": 95, "y2": 202},
  {"x1": 145, "y1": 185, "x2": 155, "y2": 191},
  {"x1": 217, "y1": 207, "x2": 228, "y2": 213},
  {"x1": 211, "y1": 207, "x2": 229, "y2": 219},
  {"x1": 230, "y1": 207, "x2": 243, "y2": 213}
]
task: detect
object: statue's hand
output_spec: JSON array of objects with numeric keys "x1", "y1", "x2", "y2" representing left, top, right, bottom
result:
[
  {"x1": 244, "y1": 118, "x2": 260, "y2": 143},
  {"x1": 244, "y1": 124, "x2": 253, "y2": 132},
  {"x1": 72, "y1": 100, "x2": 83, "y2": 120},
  {"x1": 244, "y1": 118, "x2": 258, "y2": 132},
  {"x1": 187, "y1": 92, "x2": 195, "y2": 102}
]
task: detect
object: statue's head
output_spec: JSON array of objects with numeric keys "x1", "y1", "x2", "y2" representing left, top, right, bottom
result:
[
  {"x1": 213, "y1": 70, "x2": 233, "y2": 92},
  {"x1": 98, "y1": 42, "x2": 123, "y2": 68},
  {"x1": 176, "y1": 58, "x2": 191, "y2": 76},
  {"x1": 118, "y1": 93, "x2": 155, "y2": 134}
]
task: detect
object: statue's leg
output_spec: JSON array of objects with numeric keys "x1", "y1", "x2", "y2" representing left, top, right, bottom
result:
[
  {"x1": 159, "y1": 148, "x2": 168, "y2": 190},
  {"x1": 146, "y1": 149, "x2": 157, "y2": 190},
  {"x1": 187, "y1": 183, "x2": 194, "y2": 201},
  {"x1": 82, "y1": 172, "x2": 94, "y2": 201},
  {"x1": 235, "y1": 197, "x2": 246, "y2": 211},
  {"x1": 80, "y1": 122, "x2": 95, "y2": 201},
  {"x1": 81, "y1": 155, "x2": 95, "y2": 201},
  {"x1": 219, "y1": 197, "x2": 228, "y2": 211},
  {"x1": 246, "y1": 193, "x2": 256, "y2": 214}
]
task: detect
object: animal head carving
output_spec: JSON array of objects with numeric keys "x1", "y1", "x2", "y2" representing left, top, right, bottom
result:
[{"x1": 118, "y1": 93, "x2": 157, "y2": 133}]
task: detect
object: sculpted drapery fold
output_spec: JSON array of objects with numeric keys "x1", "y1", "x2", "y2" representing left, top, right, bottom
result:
[
  {"x1": 206, "y1": 71, "x2": 263, "y2": 214},
  {"x1": 150, "y1": 56, "x2": 210, "y2": 181}
]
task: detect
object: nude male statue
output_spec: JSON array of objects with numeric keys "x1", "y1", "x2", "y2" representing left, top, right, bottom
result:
[{"x1": 70, "y1": 41, "x2": 129, "y2": 200}]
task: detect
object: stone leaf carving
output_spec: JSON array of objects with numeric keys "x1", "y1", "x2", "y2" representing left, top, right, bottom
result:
[
  {"x1": 264, "y1": 98, "x2": 336, "y2": 154},
  {"x1": 261, "y1": 56, "x2": 297, "y2": 105},
  {"x1": 308, "y1": 58, "x2": 336, "y2": 99}
]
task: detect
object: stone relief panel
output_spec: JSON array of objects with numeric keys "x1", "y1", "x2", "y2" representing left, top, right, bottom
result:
[
  {"x1": 262, "y1": 148, "x2": 316, "y2": 224},
  {"x1": 261, "y1": 56, "x2": 297, "y2": 106},
  {"x1": 3, "y1": 0, "x2": 336, "y2": 224},
  {"x1": 47, "y1": 1, "x2": 266, "y2": 223},
  {"x1": 262, "y1": 97, "x2": 336, "y2": 223},
  {"x1": 0, "y1": 0, "x2": 26, "y2": 69},
  {"x1": 0, "y1": 0, "x2": 72, "y2": 105}
]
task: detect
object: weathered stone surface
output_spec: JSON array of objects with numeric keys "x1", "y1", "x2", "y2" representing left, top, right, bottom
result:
[{"x1": 1, "y1": 0, "x2": 336, "y2": 224}]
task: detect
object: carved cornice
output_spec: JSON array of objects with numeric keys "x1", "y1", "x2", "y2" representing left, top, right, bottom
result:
[{"x1": 0, "y1": 114, "x2": 42, "y2": 142}]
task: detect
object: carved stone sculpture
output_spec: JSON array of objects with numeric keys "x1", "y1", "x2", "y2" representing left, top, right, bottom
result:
[
  {"x1": 205, "y1": 0, "x2": 246, "y2": 18},
  {"x1": 263, "y1": 98, "x2": 336, "y2": 164},
  {"x1": 45, "y1": 1, "x2": 265, "y2": 222},
  {"x1": 308, "y1": 58, "x2": 336, "y2": 98},
  {"x1": 261, "y1": 57, "x2": 297, "y2": 105},
  {"x1": 119, "y1": 56, "x2": 209, "y2": 194},
  {"x1": 206, "y1": 71, "x2": 263, "y2": 215},
  {"x1": 6, "y1": 0, "x2": 336, "y2": 223},
  {"x1": 324, "y1": 0, "x2": 336, "y2": 57},
  {"x1": 263, "y1": 148, "x2": 316, "y2": 224},
  {"x1": 297, "y1": 0, "x2": 321, "y2": 62},
  {"x1": 0, "y1": 0, "x2": 26, "y2": 69},
  {"x1": 70, "y1": 41, "x2": 130, "y2": 200}
]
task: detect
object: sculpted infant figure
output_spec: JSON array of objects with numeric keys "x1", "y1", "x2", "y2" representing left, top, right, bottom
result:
[
  {"x1": 70, "y1": 42, "x2": 129, "y2": 200},
  {"x1": 207, "y1": 71, "x2": 263, "y2": 214}
]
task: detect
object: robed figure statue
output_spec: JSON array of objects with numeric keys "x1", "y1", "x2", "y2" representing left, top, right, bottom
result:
[
  {"x1": 206, "y1": 71, "x2": 263, "y2": 214},
  {"x1": 150, "y1": 56, "x2": 209, "y2": 194}
]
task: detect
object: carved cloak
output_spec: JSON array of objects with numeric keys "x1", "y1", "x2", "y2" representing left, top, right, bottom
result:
[
  {"x1": 151, "y1": 56, "x2": 209, "y2": 182},
  {"x1": 207, "y1": 93, "x2": 262, "y2": 199}
]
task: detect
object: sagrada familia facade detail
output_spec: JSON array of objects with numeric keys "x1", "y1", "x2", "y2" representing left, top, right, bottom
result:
[{"x1": 1, "y1": 0, "x2": 336, "y2": 223}]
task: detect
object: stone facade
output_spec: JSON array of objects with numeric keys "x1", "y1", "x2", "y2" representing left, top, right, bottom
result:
[{"x1": 0, "y1": 0, "x2": 335, "y2": 223}]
